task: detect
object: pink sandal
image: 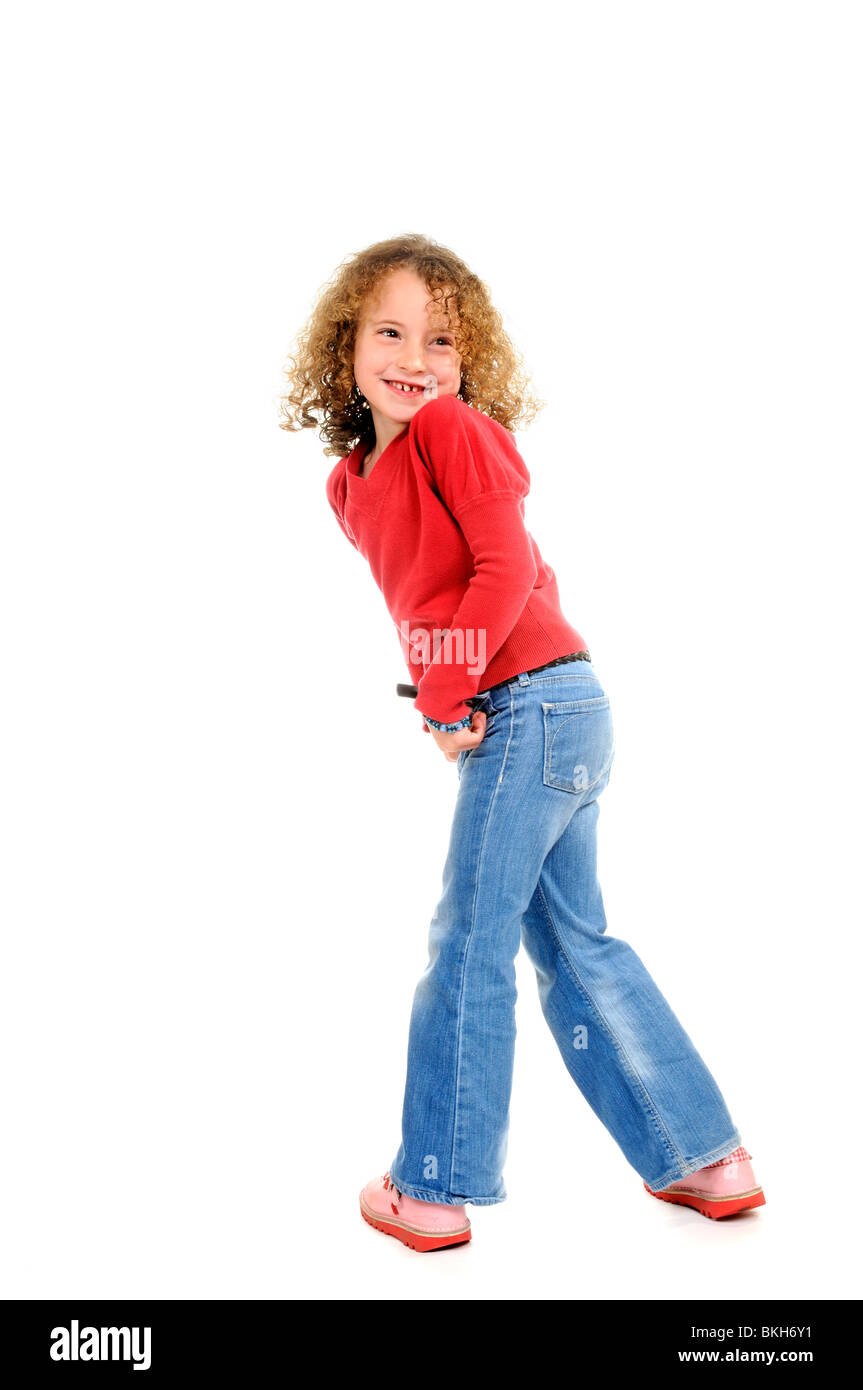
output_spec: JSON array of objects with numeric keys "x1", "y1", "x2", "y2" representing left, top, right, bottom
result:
[
  {"x1": 644, "y1": 1146, "x2": 766, "y2": 1219},
  {"x1": 359, "y1": 1172, "x2": 472, "y2": 1252}
]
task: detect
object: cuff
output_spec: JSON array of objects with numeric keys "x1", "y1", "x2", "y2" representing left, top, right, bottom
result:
[{"x1": 420, "y1": 712, "x2": 474, "y2": 732}]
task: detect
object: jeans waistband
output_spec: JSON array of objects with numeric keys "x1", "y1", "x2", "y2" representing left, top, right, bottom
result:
[
  {"x1": 510, "y1": 650, "x2": 591, "y2": 682},
  {"x1": 395, "y1": 651, "x2": 591, "y2": 703},
  {"x1": 471, "y1": 650, "x2": 592, "y2": 703}
]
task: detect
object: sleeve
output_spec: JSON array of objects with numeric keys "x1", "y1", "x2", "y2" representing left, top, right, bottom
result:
[
  {"x1": 412, "y1": 393, "x2": 531, "y2": 513},
  {"x1": 325, "y1": 459, "x2": 359, "y2": 550},
  {"x1": 411, "y1": 396, "x2": 538, "y2": 727}
]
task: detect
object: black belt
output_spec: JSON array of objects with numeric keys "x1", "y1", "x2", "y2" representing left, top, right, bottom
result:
[{"x1": 396, "y1": 650, "x2": 591, "y2": 701}]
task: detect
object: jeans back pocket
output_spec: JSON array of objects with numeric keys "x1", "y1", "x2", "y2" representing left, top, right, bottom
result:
[{"x1": 541, "y1": 695, "x2": 615, "y2": 796}]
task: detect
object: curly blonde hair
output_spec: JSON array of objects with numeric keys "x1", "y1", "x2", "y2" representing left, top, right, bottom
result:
[{"x1": 278, "y1": 233, "x2": 545, "y2": 458}]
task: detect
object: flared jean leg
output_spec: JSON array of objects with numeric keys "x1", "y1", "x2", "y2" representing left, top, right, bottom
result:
[
  {"x1": 388, "y1": 691, "x2": 583, "y2": 1206},
  {"x1": 520, "y1": 772, "x2": 742, "y2": 1192}
]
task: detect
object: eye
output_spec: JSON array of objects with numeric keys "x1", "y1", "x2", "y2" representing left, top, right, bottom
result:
[{"x1": 376, "y1": 327, "x2": 454, "y2": 345}]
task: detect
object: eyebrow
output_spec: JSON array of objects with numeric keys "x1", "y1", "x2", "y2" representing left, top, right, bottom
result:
[{"x1": 372, "y1": 319, "x2": 455, "y2": 331}]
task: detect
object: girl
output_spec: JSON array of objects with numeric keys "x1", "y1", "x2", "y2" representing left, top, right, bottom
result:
[{"x1": 280, "y1": 234, "x2": 764, "y2": 1252}]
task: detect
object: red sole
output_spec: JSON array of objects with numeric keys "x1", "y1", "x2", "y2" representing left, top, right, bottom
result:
[
  {"x1": 359, "y1": 1201, "x2": 472, "y2": 1252},
  {"x1": 644, "y1": 1181, "x2": 766, "y2": 1219}
]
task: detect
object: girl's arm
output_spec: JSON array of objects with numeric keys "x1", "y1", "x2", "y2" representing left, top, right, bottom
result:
[
  {"x1": 415, "y1": 490, "x2": 538, "y2": 727},
  {"x1": 412, "y1": 396, "x2": 538, "y2": 728}
]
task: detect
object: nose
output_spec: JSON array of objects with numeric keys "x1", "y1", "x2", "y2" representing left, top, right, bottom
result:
[{"x1": 397, "y1": 339, "x2": 426, "y2": 375}]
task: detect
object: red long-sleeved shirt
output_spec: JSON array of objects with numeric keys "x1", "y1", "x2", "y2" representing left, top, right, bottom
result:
[{"x1": 325, "y1": 392, "x2": 588, "y2": 730}]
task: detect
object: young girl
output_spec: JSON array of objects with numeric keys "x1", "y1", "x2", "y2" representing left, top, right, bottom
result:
[{"x1": 280, "y1": 234, "x2": 764, "y2": 1251}]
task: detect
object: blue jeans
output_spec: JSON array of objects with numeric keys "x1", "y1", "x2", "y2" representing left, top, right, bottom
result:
[{"x1": 388, "y1": 659, "x2": 742, "y2": 1205}]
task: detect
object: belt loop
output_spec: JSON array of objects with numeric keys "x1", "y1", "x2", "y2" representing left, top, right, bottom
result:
[{"x1": 517, "y1": 671, "x2": 531, "y2": 686}]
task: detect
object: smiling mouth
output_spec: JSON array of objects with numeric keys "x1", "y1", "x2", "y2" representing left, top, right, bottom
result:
[{"x1": 383, "y1": 379, "x2": 425, "y2": 395}]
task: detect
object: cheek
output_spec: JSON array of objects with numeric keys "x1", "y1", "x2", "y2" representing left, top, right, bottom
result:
[
  {"x1": 352, "y1": 342, "x2": 377, "y2": 385},
  {"x1": 439, "y1": 353, "x2": 462, "y2": 386},
  {"x1": 353, "y1": 329, "x2": 379, "y2": 366}
]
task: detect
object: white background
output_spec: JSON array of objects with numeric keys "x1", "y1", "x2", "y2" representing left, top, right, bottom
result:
[{"x1": 1, "y1": 0, "x2": 860, "y2": 1301}]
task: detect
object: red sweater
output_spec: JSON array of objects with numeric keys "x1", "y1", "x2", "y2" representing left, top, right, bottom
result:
[{"x1": 325, "y1": 393, "x2": 588, "y2": 730}]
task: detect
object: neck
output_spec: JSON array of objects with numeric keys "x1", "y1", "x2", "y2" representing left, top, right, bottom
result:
[{"x1": 369, "y1": 407, "x2": 408, "y2": 459}]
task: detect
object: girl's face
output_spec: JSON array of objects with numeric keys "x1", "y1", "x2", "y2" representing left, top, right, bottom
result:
[{"x1": 353, "y1": 268, "x2": 463, "y2": 433}]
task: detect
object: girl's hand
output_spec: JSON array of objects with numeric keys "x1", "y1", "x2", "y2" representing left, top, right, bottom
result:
[{"x1": 428, "y1": 709, "x2": 488, "y2": 762}]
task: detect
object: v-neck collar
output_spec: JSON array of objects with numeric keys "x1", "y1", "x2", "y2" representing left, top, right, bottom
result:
[{"x1": 345, "y1": 424, "x2": 410, "y2": 517}]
